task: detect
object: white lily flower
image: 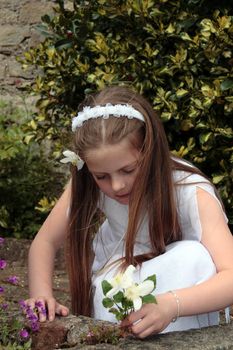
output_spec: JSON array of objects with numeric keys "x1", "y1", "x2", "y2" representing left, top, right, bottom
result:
[
  {"x1": 60, "y1": 150, "x2": 84, "y2": 170},
  {"x1": 124, "y1": 280, "x2": 154, "y2": 311},
  {"x1": 106, "y1": 265, "x2": 136, "y2": 298}
]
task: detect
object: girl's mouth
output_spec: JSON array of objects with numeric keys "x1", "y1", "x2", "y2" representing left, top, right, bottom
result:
[
  {"x1": 115, "y1": 193, "x2": 130, "y2": 204},
  {"x1": 116, "y1": 193, "x2": 129, "y2": 198}
]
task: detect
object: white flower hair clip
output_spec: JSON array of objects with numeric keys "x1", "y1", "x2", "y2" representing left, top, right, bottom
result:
[{"x1": 60, "y1": 150, "x2": 84, "y2": 171}]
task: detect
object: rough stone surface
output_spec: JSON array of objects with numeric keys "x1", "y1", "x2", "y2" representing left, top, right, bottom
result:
[
  {"x1": 0, "y1": 0, "x2": 54, "y2": 105},
  {"x1": 0, "y1": 25, "x2": 30, "y2": 46},
  {"x1": 29, "y1": 316, "x2": 233, "y2": 350},
  {"x1": 19, "y1": 2, "x2": 54, "y2": 24},
  {"x1": 1, "y1": 238, "x2": 233, "y2": 349}
]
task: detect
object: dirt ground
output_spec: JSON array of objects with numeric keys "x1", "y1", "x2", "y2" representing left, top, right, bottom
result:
[{"x1": 0, "y1": 238, "x2": 70, "y2": 310}]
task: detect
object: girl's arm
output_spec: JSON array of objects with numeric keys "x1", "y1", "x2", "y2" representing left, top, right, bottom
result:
[
  {"x1": 26, "y1": 182, "x2": 71, "y2": 321},
  {"x1": 122, "y1": 187, "x2": 233, "y2": 337},
  {"x1": 172, "y1": 188, "x2": 233, "y2": 315}
]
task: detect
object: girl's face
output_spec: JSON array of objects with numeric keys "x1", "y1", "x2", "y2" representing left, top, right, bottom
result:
[{"x1": 85, "y1": 137, "x2": 141, "y2": 205}]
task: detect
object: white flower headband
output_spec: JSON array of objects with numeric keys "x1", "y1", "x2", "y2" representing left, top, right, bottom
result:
[
  {"x1": 72, "y1": 103, "x2": 145, "y2": 131},
  {"x1": 61, "y1": 103, "x2": 145, "y2": 170}
]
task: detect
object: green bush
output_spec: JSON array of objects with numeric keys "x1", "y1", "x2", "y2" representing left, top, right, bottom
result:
[
  {"x1": 0, "y1": 101, "x2": 66, "y2": 238},
  {"x1": 20, "y1": 0, "x2": 233, "y2": 227}
]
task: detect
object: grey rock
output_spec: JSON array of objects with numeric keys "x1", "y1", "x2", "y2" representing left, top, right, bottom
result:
[
  {"x1": 19, "y1": 2, "x2": 54, "y2": 24},
  {"x1": 0, "y1": 0, "x2": 53, "y2": 95},
  {"x1": 0, "y1": 25, "x2": 30, "y2": 46}
]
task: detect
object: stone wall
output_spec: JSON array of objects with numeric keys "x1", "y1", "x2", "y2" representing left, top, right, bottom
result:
[{"x1": 0, "y1": 0, "x2": 54, "y2": 104}]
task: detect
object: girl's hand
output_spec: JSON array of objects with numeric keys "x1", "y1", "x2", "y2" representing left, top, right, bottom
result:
[
  {"x1": 24, "y1": 297, "x2": 69, "y2": 322},
  {"x1": 120, "y1": 293, "x2": 177, "y2": 338}
]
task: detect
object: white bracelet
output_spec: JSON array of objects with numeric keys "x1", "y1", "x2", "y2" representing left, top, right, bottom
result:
[{"x1": 169, "y1": 290, "x2": 180, "y2": 322}]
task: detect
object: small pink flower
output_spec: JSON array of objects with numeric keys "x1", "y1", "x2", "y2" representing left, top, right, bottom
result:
[
  {"x1": 7, "y1": 276, "x2": 19, "y2": 285},
  {"x1": 0, "y1": 286, "x2": 4, "y2": 293},
  {"x1": 87, "y1": 331, "x2": 94, "y2": 337},
  {"x1": 19, "y1": 300, "x2": 27, "y2": 309},
  {"x1": 1, "y1": 303, "x2": 8, "y2": 310},
  {"x1": 0, "y1": 237, "x2": 4, "y2": 245},
  {"x1": 35, "y1": 301, "x2": 47, "y2": 316},
  {"x1": 19, "y1": 329, "x2": 29, "y2": 338},
  {"x1": 0, "y1": 259, "x2": 7, "y2": 269}
]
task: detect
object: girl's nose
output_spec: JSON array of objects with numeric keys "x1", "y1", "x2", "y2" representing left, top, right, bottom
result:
[{"x1": 111, "y1": 176, "x2": 125, "y2": 192}]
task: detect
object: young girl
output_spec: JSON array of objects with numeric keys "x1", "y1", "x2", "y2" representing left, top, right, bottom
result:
[{"x1": 27, "y1": 86, "x2": 233, "y2": 338}]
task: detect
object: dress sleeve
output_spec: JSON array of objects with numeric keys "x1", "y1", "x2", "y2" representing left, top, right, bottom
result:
[{"x1": 175, "y1": 173, "x2": 228, "y2": 242}]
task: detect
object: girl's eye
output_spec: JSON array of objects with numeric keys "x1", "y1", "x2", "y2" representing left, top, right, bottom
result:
[
  {"x1": 122, "y1": 168, "x2": 136, "y2": 174},
  {"x1": 95, "y1": 175, "x2": 106, "y2": 180}
]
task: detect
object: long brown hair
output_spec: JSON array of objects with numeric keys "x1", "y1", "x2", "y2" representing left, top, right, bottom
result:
[{"x1": 66, "y1": 86, "x2": 217, "y2": 317}]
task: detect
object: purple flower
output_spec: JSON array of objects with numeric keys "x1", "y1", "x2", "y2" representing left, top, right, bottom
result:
[
  {"x1": 28, "y1": 312, "x2": 39, "y2": 322},
  {"x1": 35, "y1": 301, "x2": 43, "y2": 308},
  {"x1": 7, "y1": 275, "x2": 19, "y2": 285},
  {"x1": 0, "y1": 302, "x2": 8, "y2": 310},
  {"x1": 19, "y1": 300, "x2": 27, "y2": 310},
  {"x1": 24, "y1": 306, "x2": 39, "y2": 323},
  {"x1": 19, "y1": 329, "x2": 29, "y2": 339},
  {"x1": 30, "y1": 320, "x2": 39, "y2": 332},
  {"x1": 35, "y1": 301, "x2": 47, "y2": 316},
  {"x1": 0, "y1": 259, "x2": 7, "y2": 270},
  {"x1": 0, "y1": 237, "x2": 4, "y2": 245},
  {"x1": 0, "y1": 286, "x2": 4, "y2": 293}
]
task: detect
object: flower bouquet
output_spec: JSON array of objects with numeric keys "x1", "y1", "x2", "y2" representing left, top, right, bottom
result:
[
  {"x1": 101, "y1": 265, "x2": 157, "y2": 321},
  {"x1": 81, "y1": 265, "x2": 156, "y2": 345}
]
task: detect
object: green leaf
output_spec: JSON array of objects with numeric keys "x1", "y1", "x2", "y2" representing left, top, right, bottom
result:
[
  {"x1": 116, "y1": 312, "x2": 125, "y2": 321},
  {"x1": 55, "y1": 38, "x2": 73, "y2": 50},
  {"x1": 212, "y1": 175, "x2": 225, "y2": 184},
  {"x1": 41, "y1": 14, "x2": 51, "y2": 24},
  {"x1": 220, "y1": 79, "x2": 233, "y2": 91},
  {"x1": 199, "y1": 132, "x2": 213, "y2": 144},
  {"x1": 102, "y1": 297, "x2": 114, "y2": 308},
  {"x1": 101, "y1": 280, "x2": 113, "y2": 295},
  {"x1": 176, "y1": 88, "x2": 189, "y2": 98},
  {"x1": 141, "y1": 294, "x2": 157, "y2": 304},
  {"x1": 121, "y1": 297, "x2": 133, "y2": 310},
  {"x1": 180, "y1": 119, "x2": 194, "y2": 131},
  {"x1": 145, "y1": 274, "x2": 156, "y2": 288},
  {"x1": 109, "y1": 307, "x2": 120, "y2": 315},
  {"x1": 113, "y1": 291, "x2": 124, "y2": 303}
]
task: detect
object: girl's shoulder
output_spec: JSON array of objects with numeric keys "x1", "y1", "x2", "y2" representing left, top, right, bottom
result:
[
  {"x1": 172, "y1": 158, "x2": 212, "y2": 189},
  {"x1": 172, "y1": 165, "x2": 217, "y2": 207},
  {"x1": 173, "y1": 169, "x2": 211, "y2": 187},
  {"x1": 172, "y1": 161, "x2": 227, "y2": 241}
]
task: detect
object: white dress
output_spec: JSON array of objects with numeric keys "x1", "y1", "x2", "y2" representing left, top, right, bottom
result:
[{"x1": 91, "y1": 170, "x2": 228, "y2": 333}]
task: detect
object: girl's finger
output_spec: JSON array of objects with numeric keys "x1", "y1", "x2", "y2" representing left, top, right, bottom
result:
[
  {"x1": 25, "y1": 298, "x2": 36, "y2": 310},
  {"x1": 35, "y1": 299, "x2": 48, "y2": 322},
  {"x1": 134, "y1": 325, "x2": 157, "y2": 339},
  {"x1": 55, "y1": 304, "x2": 69, "y2": 317},
  {"x1": 46, "y1": 298, "x2": 56, "y2": 321}
]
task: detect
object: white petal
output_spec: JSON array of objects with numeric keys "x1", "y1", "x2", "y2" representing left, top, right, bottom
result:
[
  {"x1": 133, "y1": 297, "x2": 142, "y2": 311},
  {"x1": 137, "y1": 280, "x2": 154, "y2": 297},
  {"x1": 60, "y1": 158, "x2": 70, "y2": 163},
  {"x1": 125, "y1": 265, "x2": 136, "y2": 276},
  {"x1": 120, "y1": 265, "x2": 136, "y2": 288},
  {"x1": 63, "y1": 150, "x2": 75, "y2": 157},
  {"x1": 77, "y1": 158, "x2": 84, "y2": 170},
  {"x1": 121, "y1": 277, "x2": 133, "y2": 289},
  {"x1": 106, "y1": 286, "x2": 119, "y2": 298}
]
